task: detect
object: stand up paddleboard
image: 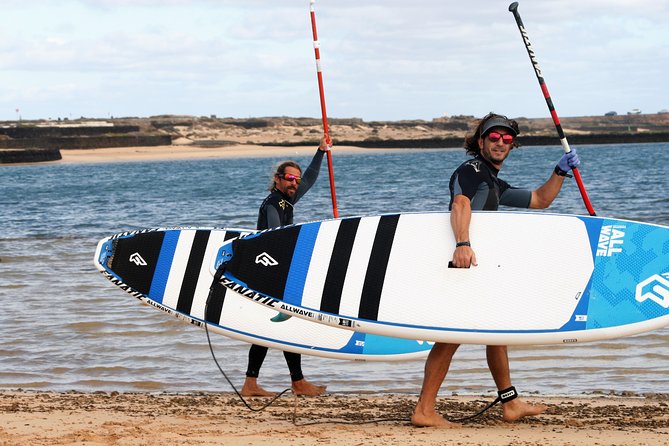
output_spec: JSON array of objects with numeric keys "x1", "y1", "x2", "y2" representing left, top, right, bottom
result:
[
  {"x1": 94, "y1": 228, "x2": 432, "y2": 361},
  {"x1": 216, "y1": 212, "x2": 669, "y2": 345}
]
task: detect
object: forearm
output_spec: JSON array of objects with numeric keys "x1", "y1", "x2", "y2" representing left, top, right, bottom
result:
[
  {"x1": 530, "y1": 172, "x2": 566, "y2": 209},
  {"x1": 450, "y1": 195, "x2": 477, "y2": 267},
  {"x1": 450, "y1": 195, "x2": 472, "y2": 242},
  {"x1": 302, "y1": 149, "x2": 324, "y2": 185},
  {"x1": 294, "y1": 149, "x2": 324, "y2": 202}
]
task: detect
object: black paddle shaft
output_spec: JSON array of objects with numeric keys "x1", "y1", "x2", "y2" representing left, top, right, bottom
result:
[
  {"x1": 508, "y1": 2, "x2": 566, "y2": 138},
  {"x1": 508, "y1": 2, "x2": 597, "y2": 216}
]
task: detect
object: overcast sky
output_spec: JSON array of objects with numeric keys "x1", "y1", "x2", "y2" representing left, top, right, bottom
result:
[{"x1": 0, "y1": 0, "x2": 667, "y2": 122}]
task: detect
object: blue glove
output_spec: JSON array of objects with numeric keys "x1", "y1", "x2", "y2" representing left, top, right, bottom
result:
[{"x1": 557, "y1": 149, "x2": 580, "y2": 172}]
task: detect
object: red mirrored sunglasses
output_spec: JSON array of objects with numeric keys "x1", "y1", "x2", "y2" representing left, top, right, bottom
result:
[
  {"x1": 280, "y1": 173, "x2": 302, "y2": 184},
  {"x1": 487, "y1": 132, "x2": 514, "y2": 144}
]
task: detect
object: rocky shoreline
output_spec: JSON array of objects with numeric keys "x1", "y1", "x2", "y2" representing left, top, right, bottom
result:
[
  {"x1": 264, "y1": 132, "x2": 669, "y2": 149},
  {"x1": 2, "y1": 113, "x2": 668, "y2": 164},
  {"x1": 0, "y1": 148, "x2": 62, "y2": 163}
]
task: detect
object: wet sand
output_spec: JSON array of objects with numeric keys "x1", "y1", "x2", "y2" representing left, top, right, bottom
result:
[
  {"x1": 19, "y1": 143, "x2": 669, "y2": 445},
  {"x1": 1, "y1": 391, "x2": 667, "y2": 445}
]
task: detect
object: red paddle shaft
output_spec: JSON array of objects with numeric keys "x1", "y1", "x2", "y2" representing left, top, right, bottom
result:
[
  {"x1": 509, "y1": 2, "x2": 596, "y2": 216},
  {"x1": 310, "y1": 0, "x2": 339, "y2": 218}
]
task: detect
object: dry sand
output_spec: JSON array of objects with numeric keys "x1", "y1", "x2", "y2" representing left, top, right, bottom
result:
[
  {"x1": 1, "y1": 391, "x2": 667, "y2": 446},
  {"x1": 58, "y1": 144, "x2": 405, "y2": 164}
]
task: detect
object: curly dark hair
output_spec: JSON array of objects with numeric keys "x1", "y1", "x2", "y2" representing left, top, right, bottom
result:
[{"x1": 464, "y1": 112, "x2": 520, "y2": 156}]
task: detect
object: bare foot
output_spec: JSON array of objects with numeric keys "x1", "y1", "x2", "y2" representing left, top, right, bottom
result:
[
  {"x1": 502, "y1": 398, "x2": 547, "y2": 422},
  {"x1": 240, "y1": 378, "x2": 276, "y2": 397},
  {"x1": 411, "y1": 409, "x2": 460, "y2": 428},
  {"x1": 291, "y1": 379, "x2": 326, "y2": 396}
]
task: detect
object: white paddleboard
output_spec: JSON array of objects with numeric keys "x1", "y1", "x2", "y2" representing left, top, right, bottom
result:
[
  {"x1": 217, "y1": 212, "x2": 669, "y2": 345},
  {"x1": 94, "y1": 228, "x2": 432, "y2": 360}
]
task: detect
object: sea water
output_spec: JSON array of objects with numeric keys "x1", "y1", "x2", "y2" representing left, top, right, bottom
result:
[{"x1": 1, "y1": 143, "x2": 667, "y2": 397}]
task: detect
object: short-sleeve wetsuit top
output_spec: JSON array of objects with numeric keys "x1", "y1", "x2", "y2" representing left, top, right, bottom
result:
[{"x1": 449, "y1": 155, "x2": 532, "y2": 211}]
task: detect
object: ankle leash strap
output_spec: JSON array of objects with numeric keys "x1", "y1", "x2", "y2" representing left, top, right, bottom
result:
[{"x1": 497, "y1": 386, "x2": 518, "y2": 404}]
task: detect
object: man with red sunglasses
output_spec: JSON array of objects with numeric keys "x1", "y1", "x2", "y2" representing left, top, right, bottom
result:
[
  {"x1": 412, "y1": 112, "x2": 580, "y2": 428},
  {"x1": 241, "y1": 136, "x2": 331, "y2": 397}
]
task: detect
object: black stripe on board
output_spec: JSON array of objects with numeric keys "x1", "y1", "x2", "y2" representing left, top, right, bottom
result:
[
  {"x1": 358, "y1": 214, "x2": 400, "y2": 321},
  {"x1": 320, "y1": 218, "x2": 361, "y2": 314},
  {"x1": 110, "y1": 231, "x2": 165, "y2": 296},
  {"x1": 205, "y1": 230, "x2": 241, "y2": 324},
  {"x1": 225, "y1": 225, "x2": 302, "y2": 301},
  {"x1": 176, "y1": 230, "x2": 211, "y2": 314}
]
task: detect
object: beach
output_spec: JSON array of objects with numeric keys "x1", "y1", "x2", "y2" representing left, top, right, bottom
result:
[
  {"x1": 4, "y1": 143, "x2": 667, "y2": 445},
  {"x1": 58, "y1": 144, "x2": 387, "y2": 164},
  {"x1": 1, "y1": 391, "x2": 667, "y2": 445}
]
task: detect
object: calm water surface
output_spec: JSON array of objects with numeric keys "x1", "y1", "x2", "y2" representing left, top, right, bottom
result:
[{"x1": 1, "y1": 143, "x2": 667, "y2": 396}]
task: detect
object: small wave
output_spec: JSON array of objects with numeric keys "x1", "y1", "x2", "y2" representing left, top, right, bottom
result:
[{"x1": 74, "y1": 380, "x2": 172, "y2": 391}]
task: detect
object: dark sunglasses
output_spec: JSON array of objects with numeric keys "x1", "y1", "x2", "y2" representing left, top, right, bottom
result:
[
  {"x1": 280, "y1": 173, "x2": 302, "y2": 184},
  {"x1": 487, "y1": 132, "x2": 514, "y2": 144}
]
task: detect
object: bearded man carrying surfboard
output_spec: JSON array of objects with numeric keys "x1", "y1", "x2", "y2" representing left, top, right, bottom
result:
[
  {"x1": 411, "y1": 112, "x2": 580, "y2": 428},
  {"x1": 240, "y1": 136, "x2": 331, "y2": 398}
]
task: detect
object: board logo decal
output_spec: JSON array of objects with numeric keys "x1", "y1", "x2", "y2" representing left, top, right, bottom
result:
[
  {"x1": 635, "y1": 272, "x2": 669, "y2": 309},
  {"x1": 255, "y1": 252, "x2": 278, "y2": 267},
  {"x1": 96, "y1": 229, "x2": 436, "y2": 361},
  {"x1": 596, "y1": 224, "x2": 626, "y2": 257},
  {"x1": 129, "y1": 252, "x2": 147, "y2": 266}
]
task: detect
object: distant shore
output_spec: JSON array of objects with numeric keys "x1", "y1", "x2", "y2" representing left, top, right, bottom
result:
[
  {"x1": 332, "y1": 132, "x2": 669, "y2": 148},
  {"x1": 1, "y1": 390, "x2": 667, "y2": 446},
  {"x1": 2, "y1": 113, "x2": 669, "y2": 164},
  {"x1": 3, "y1": 133, "x2": 666, "y2": 165}
]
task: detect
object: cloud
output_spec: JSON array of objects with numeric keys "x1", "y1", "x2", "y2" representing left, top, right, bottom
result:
[{"x1": 0, "y1": 0, "x2": 667, "y2": 120}]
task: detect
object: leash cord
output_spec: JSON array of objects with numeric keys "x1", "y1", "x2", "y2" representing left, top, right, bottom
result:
[
  {"x1": 204, "y1": 267, "x2": 499, "y2": 421},
  {"x1": 204, "y1": 279, "x2": 290, "y2": 412}
]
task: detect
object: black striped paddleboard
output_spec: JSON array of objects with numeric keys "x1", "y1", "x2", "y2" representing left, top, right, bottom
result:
[
  {"x1": 94, "y1": 227, "x2": 433, "y2": 360},
  {"x1": 217, "y1": 211, "x2": 669, "y2": 345}
]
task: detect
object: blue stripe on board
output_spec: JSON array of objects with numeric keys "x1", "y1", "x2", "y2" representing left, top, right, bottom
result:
[
  {"x1": 336, "y1": 331, "x2": 365, "y2": 355},
  {"x1": 577, "y1": 216, "x2": 604, "y2": 260},
  {"x1": 283, "y1": 222, "x2": 321, "y2": 306},
  {"x1": 148, "y1": 230, "x2": 180, "y2": 303},
  {"x1": 587, "y1": 220, "x2": 669, "y2": 328},
  {"x1": 362, "y1": 333, "x2": 432, "y2": 355},
  {"x1": 559, "y1": 275, "x2": 593, "y2": 332}
]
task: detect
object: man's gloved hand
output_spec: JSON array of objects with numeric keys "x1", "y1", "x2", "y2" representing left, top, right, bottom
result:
[
  {"x1": 557, "y1": 149, "x2": 580, "y2": 172},
  {"x1": 555, "y1": 149, "x2": 580, "y2": 176}
]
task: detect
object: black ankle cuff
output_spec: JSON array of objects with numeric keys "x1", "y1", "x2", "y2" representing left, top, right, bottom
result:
[{"x1": 498, "y1": 386, "x2": 518, "y2": 404}]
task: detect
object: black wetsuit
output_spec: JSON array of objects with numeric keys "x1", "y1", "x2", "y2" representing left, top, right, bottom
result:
[
  {"x1": 246, "y1": 149, "x2": 325, "y2": 382},
  {"x1": 449, "y1": 155, "x2": 531, "y2": 210}
]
